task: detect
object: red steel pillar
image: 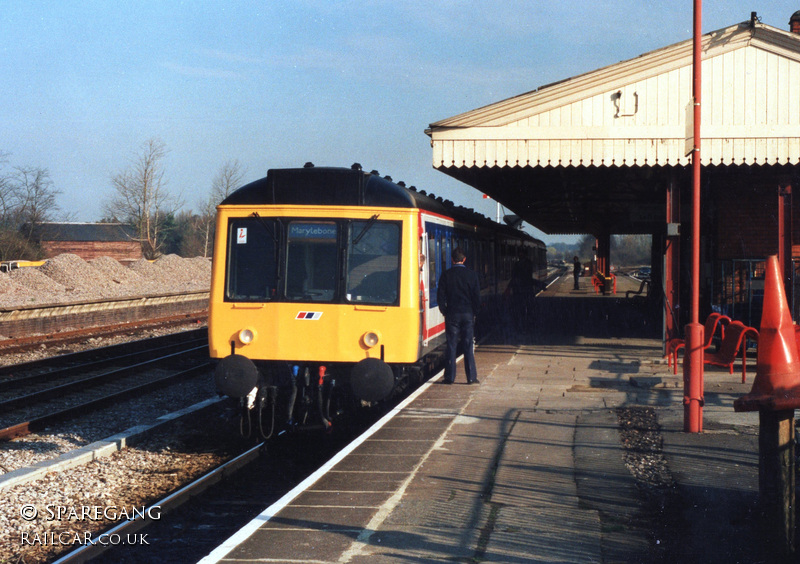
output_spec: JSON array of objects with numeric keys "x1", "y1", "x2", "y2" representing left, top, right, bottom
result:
[
  {"x1": 684, "y1": 0, "x2": 704, "y2": 433},
  {"x1": 664, "y1": 174, "x2": 681, "y2": 348},
  {"x1": 594, "y1": 234, "x2": 611, "y2": 294},
  {"x1": 778, "y1": 185, "x2": 792, "y2": 304}
]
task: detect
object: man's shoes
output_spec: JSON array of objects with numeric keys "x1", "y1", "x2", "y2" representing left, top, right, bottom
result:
[
  {"x1": 441, "y1": 379, "x2": 454, "y2": 385},
  {"x1": 468, "y1": 379, "x2": 480, "y2": 385}
]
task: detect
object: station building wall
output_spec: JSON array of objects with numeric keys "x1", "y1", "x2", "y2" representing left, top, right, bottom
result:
[{"x1": 40, "y1": 241, "x2": 143, "y2": 262}]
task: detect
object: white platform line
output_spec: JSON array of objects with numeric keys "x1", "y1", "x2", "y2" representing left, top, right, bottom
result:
[{"x1": 197, "y1": 369, "x2": 445, "y2": 564}]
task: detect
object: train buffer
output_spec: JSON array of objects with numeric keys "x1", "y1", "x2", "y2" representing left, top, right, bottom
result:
[{"x1": 200, "y1": 315, "x2": 765, "y2": 563}]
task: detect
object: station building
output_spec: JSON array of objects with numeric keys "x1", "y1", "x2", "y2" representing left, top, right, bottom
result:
[
  {"x1": 27, "y1": 222, "x2": 142, "y2": 261},
  {"x1": 427, "y1": 12, "x2": 800, "y2": 341}
]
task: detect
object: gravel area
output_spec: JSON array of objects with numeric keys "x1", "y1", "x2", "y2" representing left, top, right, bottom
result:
[
  {"x1": 2, "y1": 411, "x2": 236, "y2": 564},
  {"x1": 0, "y1": 322, "x2": 206, "y2": 366},
  {"x1": 0, "y1": 364, "x2": 217, "y2": 476},
  {"x1": 0, "y1": 253, "x2": 210, "y2": 309},
  {"x1": 0, "y1": 318, "x2": 232, "y2": 564},
  {"x1": 0, "y1": 253, "x2": 217, "y2": 562},
  {"x1": 617, "y1": 406, "x2": 680, "y2": 558},
  {"x1": 617, "y1": 406, "x2": 676, "y2": 495}
]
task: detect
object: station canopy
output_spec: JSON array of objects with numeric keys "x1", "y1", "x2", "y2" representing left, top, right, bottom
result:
[{"x1": 426, "y1": 18, "x2": 800, "y2": 236}]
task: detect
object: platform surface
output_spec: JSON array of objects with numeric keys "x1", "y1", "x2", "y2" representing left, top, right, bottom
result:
[{"x1": 202, "y1": 276, "x2": 774, "y2": 563}]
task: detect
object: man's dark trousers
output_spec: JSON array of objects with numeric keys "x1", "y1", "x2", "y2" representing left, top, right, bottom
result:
[{"x1": 444, "y1": 312, "x2": 478, "y2": 383}]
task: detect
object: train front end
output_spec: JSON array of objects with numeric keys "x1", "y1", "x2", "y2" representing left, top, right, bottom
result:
[{"x1": 208, "y1": 166, "x2": 422, "y2": 436}]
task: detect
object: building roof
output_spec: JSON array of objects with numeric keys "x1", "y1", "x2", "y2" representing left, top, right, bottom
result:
[
  {"x1": 426, "y1": 17, "x2": 800, "y2": 235},
  {"x1": 428, "y1": 19, "x2": 800, "y2": 169},
  {"x1": 29, "y1": 222, "x2": 137, "y2": 242}
]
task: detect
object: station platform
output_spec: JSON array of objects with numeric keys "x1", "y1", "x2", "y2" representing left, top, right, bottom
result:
[
  {"x1": 201, "y1": 276, "x2": 769, "y2": 564},
  {"x1": 544, "y1": 271, "x2": 649, "y2": 298}
]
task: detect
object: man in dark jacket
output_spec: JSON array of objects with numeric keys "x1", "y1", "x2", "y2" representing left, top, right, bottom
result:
[{"x1": 436, "y1": 247, "x2": 481, "y2": 384}]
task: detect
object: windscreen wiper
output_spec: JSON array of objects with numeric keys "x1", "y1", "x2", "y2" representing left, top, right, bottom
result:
[
  {"x1": 353, "y1": 214, "x2": 379, "y2": 245},
  {"x1": 251, "y1": 212, "x2": 279, "y2": 243}
]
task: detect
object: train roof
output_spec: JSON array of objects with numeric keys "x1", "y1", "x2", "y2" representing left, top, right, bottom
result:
[{"x1": 221, "y1": 163, "x2": 543, "y2": 245}]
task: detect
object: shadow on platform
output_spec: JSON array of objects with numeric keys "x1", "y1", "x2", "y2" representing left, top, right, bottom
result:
[{"x1": 498, "y1": 295, "x2": 661, "y2": 342}]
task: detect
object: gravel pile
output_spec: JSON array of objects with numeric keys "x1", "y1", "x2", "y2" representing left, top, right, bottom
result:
[
  {"x1": 41, "y1": 253, "x2": 123, "y2": 298},
  {"x1": 8, "y1": 268, "x2": 66, "y2": 298},
  {"x1": 89, "y1": 256, "x2": 144, "y2": 284},
  {"x1": 0, "y1": 254, "x2": 211, "y2": 308}
]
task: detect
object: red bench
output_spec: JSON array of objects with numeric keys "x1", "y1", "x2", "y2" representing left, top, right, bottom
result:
[
  {"x1": 704, "y1": 321, "x2": 759, "y2": 382},
  {"x1": 591, "y1": 272, "x2": 616, "y2": 295},
  {"x1": 666, "y1": 312, "x2": 731, "y2": 374}
]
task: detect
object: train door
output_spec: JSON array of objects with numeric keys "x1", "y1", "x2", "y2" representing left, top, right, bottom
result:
[
  {"x1": 419, "y1": 221, "x2": 429, "y2": 350},
  {"x1": 422, "y1": 218, "x2": 449, "y2": 350}
]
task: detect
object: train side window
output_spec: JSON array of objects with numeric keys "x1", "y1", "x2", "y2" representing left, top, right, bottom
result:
[
  {"x1": 345, "y1": 221, "x2": 400, "y2": 305},
  {"x1": 225, "y1": 218, "x2": 278, "y2": 302},
  {"x1": 285, "y1": 221, "x2": 338, "y2": 302}
]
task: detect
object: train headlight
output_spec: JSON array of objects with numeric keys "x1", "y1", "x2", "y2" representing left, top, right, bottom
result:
[
  {"x1": 362, "y1": 331, "x2": 381, "y2": 348},
  {"x1": 238, "y1": 328, "x2": 256, "y2": 345}
]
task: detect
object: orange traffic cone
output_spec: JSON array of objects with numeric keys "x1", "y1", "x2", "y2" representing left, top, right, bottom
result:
[{"x1": 734, "y1": 255, "x2": 800, "y2": 412}]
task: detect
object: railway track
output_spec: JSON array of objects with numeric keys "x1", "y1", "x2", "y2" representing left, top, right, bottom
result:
[
  {"x1": 0, "y1": 312, "x2": 207, "y2": 357},
  {"x1": 0, "y1": 329, "x2": 211, "y2": 441},
  {"x1": 3, "y1": 383, "x2": 380, "y2": 564},
  {"x1": 52, "y1": 412, "x2": 379, "y2": 564},
  {"x1": 51, "y1": 375, "x2": 434, "y2": 564},
  {"x1": 0, "y1": 305, "x2": 437, "y2": 563}
]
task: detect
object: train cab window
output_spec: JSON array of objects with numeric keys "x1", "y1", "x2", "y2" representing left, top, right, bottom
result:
[
  {"x1": 285, "y1": 221, "x2": 338, "y2": 302},
  {"x1": 225, "y1": 218, "x2": 278, "y2": 301},
  {"x1": 346, "y1": 221, "x2": 400, "y2": 305}
]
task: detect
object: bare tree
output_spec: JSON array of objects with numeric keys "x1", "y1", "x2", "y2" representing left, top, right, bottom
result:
[
  {"x1": 211, "y1": 159, "x2": 245, "y2": 203},
  {"x1": 0, "y1": 152, "x2": 14, "y2": 230},
  {"x1": 0, "y1": 154, "x2": 30, "y2": 259},
  {"x1": 197, "y1": 196, "x2": 216, "y2": 258},
  {"x1": 104, "y1": 139, "x2": 179, "y2": 259},
  {"x1": 14, "y1": 166, "x2": 61, "y2": 240},
  {"x1": 198, "y1": 160, "x2": 246, "y2": 257}
]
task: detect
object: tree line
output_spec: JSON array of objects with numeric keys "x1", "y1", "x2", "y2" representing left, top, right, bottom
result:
[
  {"x1": 0, "y1": 138, "x2": 244, "y2": 261},
  {"x1": 2, "y1": 138, "x2": 655, "y2": 266},
  {"x1": 548, "y1": 234, "x2": 651, "y2": 268}
]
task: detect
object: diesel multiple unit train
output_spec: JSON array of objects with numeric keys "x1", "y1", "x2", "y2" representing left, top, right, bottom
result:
[{"x1": 209, "y1": 164, "x2": 546, "y2": 437}]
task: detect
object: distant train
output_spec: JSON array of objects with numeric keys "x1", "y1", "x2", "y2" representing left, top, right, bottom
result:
[{"x1": 208, "y1": 164, "x2": 546, "y2": 437}]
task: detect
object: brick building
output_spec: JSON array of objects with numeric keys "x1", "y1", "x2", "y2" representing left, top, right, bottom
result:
[{"x1": 29, "y1": 223, "x2": 143, "y2": 261}]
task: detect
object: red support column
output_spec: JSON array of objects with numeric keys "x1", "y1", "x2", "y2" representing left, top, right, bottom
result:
[
  {"x1": 664, "y1": 175, "x2": 681, "y2": 348},
  {"x1": 595, "y1": 234, "x2": 611, "y2": 295},
  {"x1": 684, "y1": 0, "x2": 704, "y2": 433},
  {"x1": 779, "y1": 185, "x2": 792, "y2": 305}
]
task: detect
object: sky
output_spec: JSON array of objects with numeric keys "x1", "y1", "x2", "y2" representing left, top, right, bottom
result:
[{"x1": 2, "y1": 1, "x2": 798, "y2": 245}]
